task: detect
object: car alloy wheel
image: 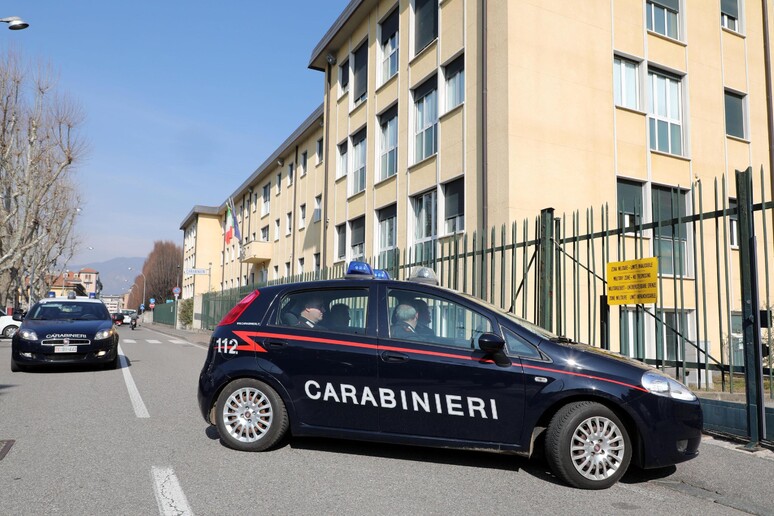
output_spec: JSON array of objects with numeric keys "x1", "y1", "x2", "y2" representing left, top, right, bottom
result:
[{"x1": 215, "y1": 379, "x2": 288, "y2": 452}]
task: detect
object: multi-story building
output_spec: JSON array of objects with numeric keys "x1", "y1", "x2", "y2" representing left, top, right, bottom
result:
[{"x1": 180, "y1": 0, "x2": 773, "y2": 368}]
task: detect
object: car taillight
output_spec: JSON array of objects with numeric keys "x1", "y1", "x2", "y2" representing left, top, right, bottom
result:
[{"x1": 218, "y1": 290, "x2": 261, "y2": 326}]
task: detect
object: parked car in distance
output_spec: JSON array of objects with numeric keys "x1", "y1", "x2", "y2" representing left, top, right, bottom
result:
[
  {"x1": 1, "y1": 308, "x2": 20, "y2": 338},
  {"x1": 112, "y1": 312, "x2": 125, "y2": 325}
]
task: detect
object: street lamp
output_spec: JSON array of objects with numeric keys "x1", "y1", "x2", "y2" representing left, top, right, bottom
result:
[
  {"x1": 0, "y1": 17, "x2": 28, "y2": 30},
  {"x1": 128, "y1": 267, "x2": 146, "y2": 312}
]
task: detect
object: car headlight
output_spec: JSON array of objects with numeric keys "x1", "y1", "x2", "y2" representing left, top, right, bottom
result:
[
  {"x1": 641, "y1": 371, "x2": 697, "y2": 401},
  {"x1": 18, "y1": 329, "x2": 38, "y2": 341},
  {"x1": 94, "y1": 328, "x2": 114, "y2": 340}
]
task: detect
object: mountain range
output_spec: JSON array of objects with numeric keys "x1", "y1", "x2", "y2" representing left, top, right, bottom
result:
[{"x1": 69, "y1": 257, "x2": 146, "y2": 296}]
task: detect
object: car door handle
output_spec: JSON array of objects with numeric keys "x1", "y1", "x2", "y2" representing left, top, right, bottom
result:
[
  {"x1": 267, "y1": 340, "x2": 287, "y2": 348},
  {"x1": 380, "y1": 351, "x2": 408, "y2": 363}
]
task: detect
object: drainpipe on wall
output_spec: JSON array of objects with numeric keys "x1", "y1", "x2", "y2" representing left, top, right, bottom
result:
[
  {"x1": 322, "y1": 61, "x2": 333, "y2": 271},
  {"x1": 481, "y1": 0, "x2": 488, "y2": 232},
  {"x1": 763, "y1": 0, "x2": 774, "y2": 204},
  {"x1": 292, "y1": 145, "x2": 299, "y2": 276}
]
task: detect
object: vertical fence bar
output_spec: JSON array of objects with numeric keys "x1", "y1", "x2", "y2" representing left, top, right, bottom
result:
[
  {"x1": 723, "y1": 179, "x2": 734, "y2": 393},
  {"x1": 563, "y1": 213, "x2": 568, "y2": 336},
  {"x1": 555, "y1": 217, "x2": 564, "y2": 337},
  {"x1": 522, "y1": 219, "x2": 529, "y2": 319},
  {"x1": 760, "y1": 166, "x2": 773, "y2": 398},
  {"x1": 655, "y1": 193, "x2": 665, "y2": 370},
  {"x1": 490, "y1": 226, "x2": 496, "y2": 305},
  {"x1": 714, "y1": 178, "x2": 726, "y2": 391},
  {"x1": 511, "y1": 221, "x2": 518, "y2": 313},
  {"x1": 694, "y1": 182, "x2": 706, "y2": 390}
]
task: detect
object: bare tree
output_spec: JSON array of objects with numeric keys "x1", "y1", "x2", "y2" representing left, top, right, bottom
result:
[
  {"x1": 127, "y1": 241, "x2": 183, "y2": 310},
  {"x1": 0, "y1": 50, "x2": 86, "y2": 309}
]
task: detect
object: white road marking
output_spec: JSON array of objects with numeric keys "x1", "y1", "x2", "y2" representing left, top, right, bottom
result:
[
  {"x1": 118, "y1": 344, "x2": 149, "y2": 418},
  {"x1": 123, "y1": 339, "x2": 137, "y2": 343},
  {"x1": 147, "y1": 339, "x2": 162, "y2": 344},
  {"x1": 169, "y1": 339, "x2": 187, "y2": 344},
  {"x1": 151, "y1": 466, "x2": 194, "y2": 516}
]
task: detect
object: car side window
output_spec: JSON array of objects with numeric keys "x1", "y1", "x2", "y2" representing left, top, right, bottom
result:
[
  {"x1": 276, "y1": 288, "x2": 369, "y2": 335},
  {"x1": 503, "y1": 328, "x2": 542, "y2": 359},
  {"x1": 387, "y1": 289, "x2": 493, "y2": 349}
]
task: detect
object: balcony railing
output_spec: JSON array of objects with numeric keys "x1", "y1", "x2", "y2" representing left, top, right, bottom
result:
[{"x1": 241, "y1": 240, "x2": 272, "y2": 264}]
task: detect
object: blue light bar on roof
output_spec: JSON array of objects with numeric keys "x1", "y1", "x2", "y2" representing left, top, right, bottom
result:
[
  {"x1": 345, "y1": 261, "x2": 374, "y2": 278},
  {"x1": 47, "y1": 291, "x2": 56, "y2": 298},
  {"x1": 88, "y1": 293, "x2": 96, "y2": 298},
  {"x1": 373, "y1": 269, "x2": 390, "y2": 280}
]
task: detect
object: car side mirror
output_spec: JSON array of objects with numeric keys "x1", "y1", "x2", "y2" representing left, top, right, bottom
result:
[
  {"x1": 478, "y1": 332, "x2": 505, "y2": 353},
  {"x1": 12, "y1": 312, "x2": 23, "y2": 321}
]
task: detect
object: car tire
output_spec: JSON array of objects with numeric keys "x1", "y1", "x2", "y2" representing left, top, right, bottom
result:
[
  {"x1": 105, "y1": 352, "x2": 120, "y2": 370},
  {"x1": 215, "y1": 378, "x2": 289, "y2": 452},
  {"x1": 2, "y1": 325, "x2": 18, "y2": 338},
  {"x1": 545, "y1": 401, "x2": 631, "y2": 490}
]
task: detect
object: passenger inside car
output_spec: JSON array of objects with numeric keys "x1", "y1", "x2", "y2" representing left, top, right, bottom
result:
[
  {"x1": 409, "y1": 298, "x2": 433, "y2": 336},
  {"x1": 391, "y1": 304, "x2": 419, "y2": 338},
  {"x1": 295, "y1": 297, "x2": 326, "y2": 328},
  {"x1": 323, "y1": 303, "x2": 350, "y2": 331}
]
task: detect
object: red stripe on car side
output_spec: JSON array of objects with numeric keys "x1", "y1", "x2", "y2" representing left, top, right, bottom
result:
[{"x1": 231, "y1": 330, "x2": 646, "y2": 392}]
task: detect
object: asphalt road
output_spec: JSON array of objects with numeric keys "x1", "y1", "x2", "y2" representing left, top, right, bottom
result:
[{"x1": 1, "y1": 325, "x2": 773, "y2": 515}]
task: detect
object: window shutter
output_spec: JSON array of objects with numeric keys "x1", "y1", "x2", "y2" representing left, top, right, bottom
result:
[
  {"x1": 445, "y1": 179, "x2": 464, "y2": 217},
  {"x1": 351, "y1": 217, "x2": 365, "y2": 244},
  {"x1": 414, "y1": 75, "x2": 437, "y2": 101},
  {"x1": 381, "y1": 10, "x2": 398, "y2": 45},
  {"x1": 378, "y1": 204, "x2": 397, "y2": 222},
  {"x1": 353, "y1": 43, "x2": 368, "y2": 100},
  {"x1": 721, "y1": 0, "x2": 738, "y2": 18},
  {"x1": 415, "y1": 0, "x2": 438, "y2": 53},
  {"x1": 651, "y1": 0, "x2": 679, "y2": 11}
]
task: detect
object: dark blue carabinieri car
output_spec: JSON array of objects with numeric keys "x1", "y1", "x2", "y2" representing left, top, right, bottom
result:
[
  {"x1": 198, "y1": 263, "x2": 702, "y2": 489},
  {"x1": 11, "y1": 293, "x2": 119, "y2": 371}
]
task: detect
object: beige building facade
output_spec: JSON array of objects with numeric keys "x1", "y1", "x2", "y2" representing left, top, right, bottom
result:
[{"x1": 181, "y1": 0, "x2": 774, "y2": 368}]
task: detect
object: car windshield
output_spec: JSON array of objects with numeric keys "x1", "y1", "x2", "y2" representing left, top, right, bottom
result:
[{"x1": 27, "y1": 302, "x2": 110, "y2": 321}]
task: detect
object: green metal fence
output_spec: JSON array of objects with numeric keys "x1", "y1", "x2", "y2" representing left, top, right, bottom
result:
[{"x1": 153, "y1": 301, "x2": 176, "y2": 326}]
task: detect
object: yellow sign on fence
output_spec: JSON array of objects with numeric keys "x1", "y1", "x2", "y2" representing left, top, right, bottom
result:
[{"x1": 606, "y1": 257, "x2": 659, "y2": 305}]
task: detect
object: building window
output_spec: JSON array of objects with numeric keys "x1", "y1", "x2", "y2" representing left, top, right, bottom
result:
[
  {"x1": 379, "y1": 105, "x2": 398, "y2": 180},
  {"x1": 351, "y1": 128, "x2": 367, "y2": 195},
  {"x1": 646, "y1": 0, "x2": 679, "y2": 40},
  {"x1": 652, "y1": 185, "x2": 690, "y2": 276},
  {"x1": 273, "y1": 265, "x2": 279, "y2": 279},
  {"x1": 285, "y1": 262, "x2": 291, "y2": 277},
  {"x1": 300, "y1": 151, "x2": 307, "y2": 176},
  {"x1": 445, "y1": 54, "x2": 464, "y2": 111},
  {"x1": 299, "y1": 204, "x2": 306, "y2": 229},
  {"x1": 377, "y1": 204, "x2": 397, "y2": 270},
  {"x1": 413, "y1": 189, "x2": 437, "y2": 262},
  {"x1": 274, "y1": 218, "x2": 280, "y2": 241},
  {"x1": 339, "y1": 58, "x2": 349, "y2": 95},
  {"x1": 620, "y1": 307, "x2": 646, "y2": 359},
  {"x1": 261, "y1": 225, "x2": 269, "y2": 242},
  {"x1": 286, "y1": 212, "x2": 292, "y2": 235},
  {"x1": 337, "y1": 141, "x2": 348, "y2": 179},
  {"x1": 656, "y1": 309, "x2": 691, "y2": 361},
  {"x1": 314, "y1": 195, "x2": 322, "y2": 222},
  {"x1": 276, "y1": 173, "x2": 282, "y2": 194},
  {"x1": 729, "y1": 201, "x2": 740, "y2": 247},
  {"x1": 617, "y1": 179, "x2": 644, "y2": 229},
  {"x1": 253, "y1": 192, "x2": 258, "y2": 212},
  {"x1": 336, "y1": 223, "x2": 346, "y2": 261},
  {"x1": 414, "y1": 76, "x2": 438, "y2": 163},
  {"x1": 380, "y1": 9, "x2": 399, "y2": 84},
  {"x1": 648, "y1": 70, "x2": 682, "y2": 155},
  {"x1": 316, "y1": 138, "x2": 324, "y2": 164},
  {"x1": 298, "y1": 257, "x2": 305, "y2": 275},
  {"x1": 614, "y1": 57, "x2": 639, "y2": 110},
  {"x1": 443, "y1": 178, "x2": 464, "y2": 234},
  {"x1": 353, "y1": 41, "x2": 368, "y2": 106},
  {"x1": 262, "y1": 184, "x2": 270, "y2": 215},
  {"x1": 350, "y1": 216, "x2": 365, "y2": 261},
  {"x1": 414, "y1": 0, "x2": 438, "y2": 55},
  {"x1": 288, "y1": 163, "x2": 294, "y2": 186},
  {"x1": 725, "y1": 90, "x2": 746, "y2": 139},
  {"x1": 721, "y1": 0, "x2": 739, "y2": 31},
  {"x1": 314, "y1": 253, "x2": 321, "y2": 273}
]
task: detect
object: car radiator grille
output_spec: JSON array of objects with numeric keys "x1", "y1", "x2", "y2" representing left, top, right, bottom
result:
[{"x1": 41, "y1": 338, "x2": 91, "y2": 346}]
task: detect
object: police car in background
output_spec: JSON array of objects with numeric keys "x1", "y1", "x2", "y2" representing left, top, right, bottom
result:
[
  {"x1": 11, "y1": 292, "x2": 119, "y2": 372},
  {"x1": 198, "y1": 263, "x2": 702, "y2": 490}
]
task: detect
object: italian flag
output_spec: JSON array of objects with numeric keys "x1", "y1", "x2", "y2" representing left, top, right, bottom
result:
[{"x1": 225, "y1": 204, "x2": 235, "y2": 244}]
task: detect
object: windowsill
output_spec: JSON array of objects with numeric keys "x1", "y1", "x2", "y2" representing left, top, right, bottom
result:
[
  {"x1": 721, "y1": 26, "x2": 744, "y2": 38},
  {"x1": 337, "y1": 89, "x2": 349, "y2": 103},
  {"x1": 374, "y1": 172, "x2": 397, "y2": 187},
  {"x1": 350, "y1": 97, "x2": 367, "y2": 116},
  {"x1": 646, "y1": 30, "x2": 686, "y2": 47},
  {"x1": 650, "y1": 149, "x2": 691, "y2": 162},
  {"x1": 410, "y1": 38, "x2": 438, "y2": 65},
  {"x1": 376, "y1": 71, "x2": 398, "y2": 94},
  {"x1": 726, "y1": 134, "x2": 750, "y2": 144},
  {"x1": 408, "y1": 152, "x2": 437, "y2": 172},
  {"x1": 335, "y1": 174, "x2": 347, "y2": 183},
  {"x1": 614, "y1": 104, "x2": 647, "y2": 117},
  {"x1": 440, "y1": 102, "x2": 464, "y2": 121},
  {"x1": 348, "y1": 189, "x2": 366, "y2": 201}
]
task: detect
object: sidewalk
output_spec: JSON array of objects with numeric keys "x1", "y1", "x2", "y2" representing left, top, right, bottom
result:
[{"x1": 143, "y1": 321, "x2": 212, "y2": 346}]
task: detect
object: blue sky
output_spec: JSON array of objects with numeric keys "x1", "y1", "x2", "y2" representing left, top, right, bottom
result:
[{"x1": 2, "y1": 1, "x2": 348, "y2": 263}]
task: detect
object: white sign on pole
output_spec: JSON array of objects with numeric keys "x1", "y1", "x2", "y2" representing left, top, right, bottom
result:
[{"x1": 184, "y1": 268, "x2": 208, "y2": 275}]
